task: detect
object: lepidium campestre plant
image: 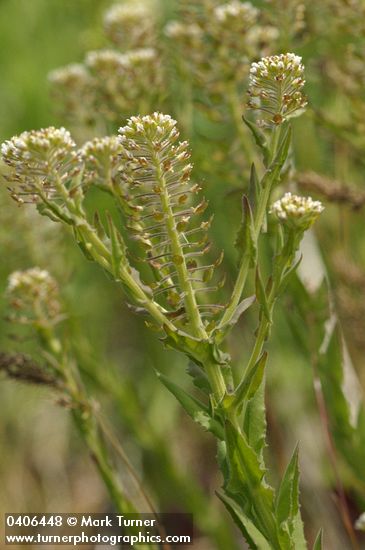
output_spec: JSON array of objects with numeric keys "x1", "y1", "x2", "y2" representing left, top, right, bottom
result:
[{"x1": 1, "y1": 54, "x2": 325, "y2": 548}]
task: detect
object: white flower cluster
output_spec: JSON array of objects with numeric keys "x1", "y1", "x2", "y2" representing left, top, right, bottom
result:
[
  {"x1": 214, "y1": 1, "x2": 259, "y2": 25},
  {"x1": 122, "y1": 48, "x2": 157, "y2": 66},
  {"x1": 164, "y1": 21, "x2": 202, "y2": 40},
  {"x1": 1, "y1": 127, "x2": 78, "y2": 202},
  {"x1": 104, "y1": 2, "x2": 149, "y2": 29},
  {"x1": 103, "y1": 2, "x2": 154, "y2": 49},
  {"x1": 249, "y1": 52, "x2": 304, "y2": 80},
  {"x1": 7, "y1": 267, "x2": 52, "y2": 293},
  {"x1": 7, "y1": 268, "x2": 61, "y2": 324},
  {"x1": 48, "y1": 63, "x2": 90, "y2": 87},
  {"x1": 80, "y1": 136, "x2": 122, "y2": 160},
  {"x1": 271, "y1": 192, "x2": 324, "y2": 229},
  {"x1": 248, "y1": 53, "x2": 307, "y2": 125},
  {"x1": 86, "y1": 49, "x2": 127, "y2": 73},
  {"x1": 119, "y1": 113, "x2": 178, "y2": 145},
  {"x1": 80, "y1": 136, "x2": 123, "y2": 186},
  {"x1": 1, "y1": 127, "x2": 75, "y2": 159}
]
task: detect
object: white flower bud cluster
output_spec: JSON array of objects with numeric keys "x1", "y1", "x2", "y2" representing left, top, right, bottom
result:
[
  {"x1": 122, "y1": 48, "x2": 157, "y2": 66},
  {"x1": 86, "y1": 49, "x2": 127, "y2": 74},
  {"x1": 1, "y1": 127, "x2": 78, "y2": 203},
  {"x1": 119, "y1": 113, "x2": 179, "y2": 151},
  {"x1": 118, "y1": 113, "x2": 193, "y2": 190},
  {"x1": 271, "y1": 192, "x2": 324, "y2": 230},
  {"x1": 86, "y1": 48, "x2": 158, "y2": 73},
  {"x1": 214, "y1": 1, "x2": 259, "y2": 25},
  {"x1": 7, "y1": 267, "x2": 61, "y2": 325},
  {"x1": 48, "y1": 63, "x2": 91, "y2": 88},
  {"x1": 48, "y1": 64, "x2": 94, "y2": 124},
  {"x1": 247, "y1": 53, "x2": 307, "y2": 125},
  {"x1": 79, "y1": 136, "x2": 124, "y2": 187},
  {"x1": 85, "y1": 48, "x2": 162, "y2": 121},
  {"x1": 103, "y1": 2, "x2": 155, "y2": 49},
  {"x1": 164, "y1": 21, "x2": 202, "y2": 41}
]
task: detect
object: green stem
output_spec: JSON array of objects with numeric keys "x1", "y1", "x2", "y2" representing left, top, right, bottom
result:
[
  {"x1": 53, "y1": 177, "x2": 177, "y2": 332},
  {"x1": 218, "y1": 126, "x2": 285, "y2": 329},
  {"x1": 152, "y1": 149, "x2": 207, "y2": 339},
  {"x1": 204, "y1": 359, "x2": 228, "y2": 403}
]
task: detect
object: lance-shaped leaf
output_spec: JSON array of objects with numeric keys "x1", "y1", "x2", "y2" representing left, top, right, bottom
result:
[
  {"x1": 243, "y1": 116, "x2": 270, "y2": 167},
  {"x1": 256, "y1": 268, "x2": 271, "y2": 323},
  {"x1": 232, "y1": 352, "x2": 267, "y2": 413},
  {"x1": 156, "y1": 371, "x2": 224, "y2": 439},
  {"x1": 243, "y1": 377, "x2": 267, "y2": 459},
  {"x1": 276, "y1": 445, "x2": 300, "y2": 526},
  {"x1": 260, "y1": 125, "x2": 292, "y2": 191},
  {"x1": 248, "y1": 163, "x2": 260, "y2": 212},
  {"x1": 275, "y1": 444, "x2": 306, "y2": 548},
  {"x1": 217, "y1": 491, "x2": 271, "y2": 550},
  {"x1": 106, "y1": 213, "x2": 128, "y2": 279},
  {"x1": 215, "y1": 295, "x2": 256, "y2": 342},
  {"x1": 235, "y1": 195, "x2": 257, "y2": 267},
  {"x1": 312, "y1": 529, "x2": 323, "y2": 550},
  {"x1": 224, "y1": 421, "x2": 277, "y2": 544}
]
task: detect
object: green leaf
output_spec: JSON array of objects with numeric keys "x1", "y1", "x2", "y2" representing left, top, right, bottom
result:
[
  {"x1": 235, "y1": 195, "x2": 257, "y2": 267},
  {"x1": 248, "y1": 163, "x2": 260, "y2": 211},
  {"x1": 243, "y1": 377, "x2": 267, "y2": 458},
  {"x1": 217, "y1": 491, "x2": 271, "y2": 549},
  {"x1": 107, "y1": 213, "x2": 127, "y2": 279},
  {"x1": 186, "y1": 361, "x2": 211, "y2": 394},
  {"x1": 276, "y1": 445, "x2": 300, "y2": 527},
  {"x1": 312, "y1": 529, "x2": 323, "y2": 550},
  {"x1": 224, "y1": 421, "x2": 276, "y2": 543},
  {"x1": 156, "y1": 371, "x2": 224, "y2": 439},
  {"x1": 278, "y1": 255, "x2": 303, "y2": 294},
  {"x1": 255, "y1": 268, "x2": 271, "y2": 323},
  {"x1": 261, "y1": 125, "x2": 292, "y2": 190},
  {"x1": 242, "y1": 116, "x2": 270, "y2": 166},
  {"x1": 216, "y1": 295, "x2": 256, "y2": 341},
  {"x1": 232, "y1": 352, "x2": 267, "y2": 412}
]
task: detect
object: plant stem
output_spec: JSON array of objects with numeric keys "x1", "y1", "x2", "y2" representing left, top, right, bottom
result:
[
  {"x1": 151, "y1": 148, "x2": 207, "y2": 339},
  {"x1": 218, "y1": 126, "x2": 284, "y2": 330},
  {"x1": 204, "y1": 358, "x2": 228, "y2": 403}
]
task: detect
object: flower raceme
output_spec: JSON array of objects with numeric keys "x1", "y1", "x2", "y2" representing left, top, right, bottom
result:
[
  {"x1": 118, "y1": 113, "x2": 223, "y2": 325},
  {"x1": 247, "y1": 52, "x2": 307, "y2": 126}
]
